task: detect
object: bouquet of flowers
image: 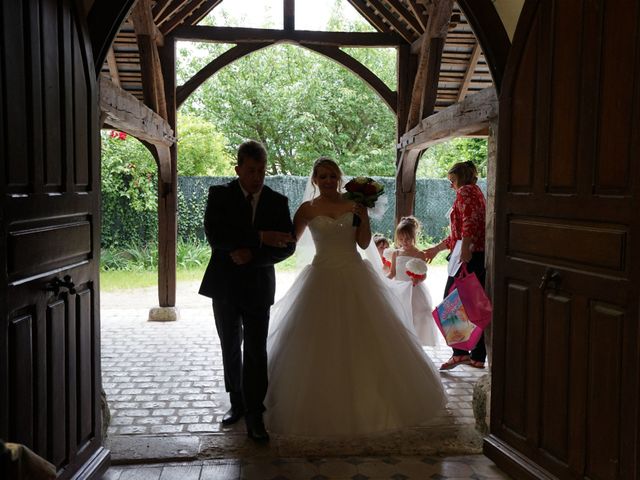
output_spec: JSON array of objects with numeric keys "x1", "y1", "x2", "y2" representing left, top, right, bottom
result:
[
  {"x1": 405, "y1": 258, "x2": 428, "y2": 285},
  {"x1": 342, "y1": 176, "x2": 385, "y2": 226},
  {"x1": 382, "y1": 247, "x2": 394, "y2": 269}
]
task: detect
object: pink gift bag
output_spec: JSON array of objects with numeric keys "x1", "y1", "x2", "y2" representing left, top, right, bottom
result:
[
  {"x1": 453, "y1": 264, "x2": 492, "y2": 329},
  {"x1": 432, "y1": 265, "x2": 492, "y2": 350}
]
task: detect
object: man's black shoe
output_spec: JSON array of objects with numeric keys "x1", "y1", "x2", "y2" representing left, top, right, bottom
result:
[
  {"x1": 246, "y1": 418, "x2": 270, "y2": 443},
  {"x1": 221, "y1": 407, "x2": 244, "y2": 426}
]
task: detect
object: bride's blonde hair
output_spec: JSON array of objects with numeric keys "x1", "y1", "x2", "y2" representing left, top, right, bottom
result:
[{"x1": 310, "y1": 157, "x2": 343, "y2": 199}]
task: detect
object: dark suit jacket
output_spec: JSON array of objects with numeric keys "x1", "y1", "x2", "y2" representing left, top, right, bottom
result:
[{"x1": 198, "y1": 179, "x2": 295, "y2": 310}]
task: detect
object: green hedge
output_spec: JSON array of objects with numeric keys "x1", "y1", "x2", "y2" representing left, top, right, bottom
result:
[{"x1": 102, "y1": 176, "x2": 486, "y2": 247}]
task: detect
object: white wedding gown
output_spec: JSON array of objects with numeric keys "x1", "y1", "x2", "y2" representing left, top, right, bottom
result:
[
  {"x1": 265, "y1": 212, "x2": 446, "y2": 437},
  {"x1": 386, "y1": 255, "x2": 439, "y2": 347}
]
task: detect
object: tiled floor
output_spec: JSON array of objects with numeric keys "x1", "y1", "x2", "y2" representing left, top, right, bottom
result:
[
  {"x1": 100, "y1": 268, "x2": 503, "y2": 478},
  {"x1": 103, "y1": 454, "x2": 510, "y2": 479}
]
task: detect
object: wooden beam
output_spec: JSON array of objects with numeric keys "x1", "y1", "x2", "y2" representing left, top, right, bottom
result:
[
  {"x1": 406, "y1": 0, "x2": 428, "y2": 31},
  {"x1": 88, "y1": 0, "x2": 136, "y2": 73},
  {"x1": 284, "y1": 0, "x2": 295, "y2": 31},
  {"x1": 365, "y1": 0, "x2": 416, "y2": 43},
  {"x1": 177, "y1": 43, "x2": 273, "y2": 108},
  {"x1": 106, "y1": 47, "x2": 121, "y2": 87},
  {"x1": 155, "y1": 0, "x2": 189, "y2": 28},
  {"x1": 457, "y1": 42, "x2": 481, "y2": 101},
  {"x1": 152, "y1": 0, "x2": 173, "y2": 22},
  {"x1": 346, "y1": 0, "x2": 393, "y2": 34},
  {"x1": 419, "y1": 36, "x2": 444, "y2": 119},
  {"x1": 384, "y1": 0, "x2": 424, "y2": 36},
  {"x1": 160, "y1": 0, "x2": 223, "y2": 35},
  {"x1": 99, "y1": 75, "x2": 175, "y2": 156},
  {"x1": 405, "y1": 0, "x2": 453, "y2": 130},
  {"x1": 171, "y1": 25, "x2": 404, "y2": 47},
  {"x1": 456, "y1": 0, "x2": 510, "y2": 94},
  {"x1": 302, "y1": 44, "x2": 397, "y2": 113},
  {"x1": 396, "y1": 44, "x2": 412, "y2": 139},
  {"x1": 131, "y1": 0, "x2": 167, "y2": 119},
  {"x1": 397, "y1": 86, "x2": 497, "y2": 151}
]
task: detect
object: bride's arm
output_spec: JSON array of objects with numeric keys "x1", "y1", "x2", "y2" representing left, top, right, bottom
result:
[
  {"x1": 293, "y1": 202, "x2": 310, "y2": 241},
  {"x1": 354, "y1": 203, "x2": 371, "y2": 249}
]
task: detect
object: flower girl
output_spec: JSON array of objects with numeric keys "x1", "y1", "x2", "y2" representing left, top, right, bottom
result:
[{"x1": 386, "y1": 216, "x2": 439, "y2": 346}]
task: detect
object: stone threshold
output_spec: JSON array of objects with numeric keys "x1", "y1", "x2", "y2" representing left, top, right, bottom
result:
[{"x1": 107, "y1": 423, "x2": 483, "y2": 465}]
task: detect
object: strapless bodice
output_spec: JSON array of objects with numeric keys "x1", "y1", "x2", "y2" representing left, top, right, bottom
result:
[{"x1": 308, "y1": 212, "x2": 362, "y2": 268}]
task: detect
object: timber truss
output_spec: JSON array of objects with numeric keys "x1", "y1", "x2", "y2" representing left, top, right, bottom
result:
[{"x1": 95, "y1": 0, "x2": 508, "y2": 309}]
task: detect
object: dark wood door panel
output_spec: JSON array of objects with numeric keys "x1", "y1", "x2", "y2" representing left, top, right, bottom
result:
[
  {"x1": 1, "y1": 0, "x2": 106, "y2": 478},
  {"x1": 490, "y1": 3, "x2": 640, "y2": 475},
  {"x1": 4, "y1": 276, "x2": 99, "y2": 471}
]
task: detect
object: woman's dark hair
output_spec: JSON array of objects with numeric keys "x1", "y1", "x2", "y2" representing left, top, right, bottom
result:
[{"x1": 448, "y1": 160, "x2": 478, "y2": 185}]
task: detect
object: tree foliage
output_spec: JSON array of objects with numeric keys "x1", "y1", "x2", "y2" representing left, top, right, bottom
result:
[
  {"x1": 416, "y1": 138, "x2": 488, "y2": 179},
  {"x1": 177, "y1": 113, "x2": 235, "y2": 175},
  {"x1": 177, "y1": 2, "x2": 398, "y2": 176}
]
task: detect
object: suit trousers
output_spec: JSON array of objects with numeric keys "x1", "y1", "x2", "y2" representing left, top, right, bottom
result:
[
  {"x1": 212, "y1": 300, "x2": 270, "y2": 419},
  {"x1": 445, "y1": 251, "x2": 487, "y2": 363}
]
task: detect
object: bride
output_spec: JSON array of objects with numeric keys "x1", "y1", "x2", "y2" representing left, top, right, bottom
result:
[{"x1": 264, "y1": 157, "x2": 446, "y2": 437}]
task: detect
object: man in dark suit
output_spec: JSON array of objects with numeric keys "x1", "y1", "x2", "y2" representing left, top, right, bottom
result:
[{"x1": 199, "y1": 140, "x2": 295, "y2": 442}]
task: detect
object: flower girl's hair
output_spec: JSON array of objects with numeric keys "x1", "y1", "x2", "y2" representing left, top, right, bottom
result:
[{"x1": 394, "y1": 216, "x2": 421, "y2": 245}]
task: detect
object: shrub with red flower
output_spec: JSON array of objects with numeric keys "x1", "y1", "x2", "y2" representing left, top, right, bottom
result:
[{"x1": 109, "y1": 130, "x2": 127, "y2": 140}]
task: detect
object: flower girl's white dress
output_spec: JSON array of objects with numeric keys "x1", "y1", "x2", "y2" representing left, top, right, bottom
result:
[
  {"x1": 265, "y1": 212, "x2": 445, "y2": 437},
  {"x1": 386, "y1": 254, "x2": 439, "y2": 347}
]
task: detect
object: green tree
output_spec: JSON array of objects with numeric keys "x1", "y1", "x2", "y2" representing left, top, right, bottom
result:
[
  {"x1": 100, "y1": 131, "x2": 158, "y2": 246},
  {"x1": 177, "y1": 2, "x2": 398, "y2": 176},
  {"x1": 177, "y1": 113, "x2": 235, "y2": 175},
  {"x1": 416, "y1": 138, "x2": 488, "y2": 179},
  {"x1": 101, "y1": 131, "x2": 157, "y2": 212}
]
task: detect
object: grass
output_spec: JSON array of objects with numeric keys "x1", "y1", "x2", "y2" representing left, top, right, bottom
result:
[
  {"x1": 99, "y1": 243, "x2": 449, "y2": 292},
  {"x1": 100, "y1": 268, "x2": 206, "y2": 291},
  {"x1": 100, "y1": 256, "x2": 299, "y2": 292}
]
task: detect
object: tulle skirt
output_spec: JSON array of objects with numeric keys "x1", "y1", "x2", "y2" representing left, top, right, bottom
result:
[
  {"x1": 385, "y1": 279, "x2": 439, "y2": 346},
  {"x1": 265, "y1": 257, "x2": 446, "y2": 437}
]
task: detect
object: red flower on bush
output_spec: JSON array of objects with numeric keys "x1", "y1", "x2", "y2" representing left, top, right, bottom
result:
[{"x1": 109, "y1": 130, "x2": 127, "y2": 140}]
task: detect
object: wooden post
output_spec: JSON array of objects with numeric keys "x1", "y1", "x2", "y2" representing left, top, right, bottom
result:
[
  {"x1": 483, "y1": 118, "x2": 498, "y2": 364},
  {"x1": 395, "y1": 44, "x2": 415, "y2": 223},
  {"x1": 395, "y1": 149, "x2": 420, "y2": 223},
  {"x1": 154, "y1": 36, "x2": 178, "y2": 313},
  {"x1": 284, "y1": 0, "x2": 294, "y2": 31}
]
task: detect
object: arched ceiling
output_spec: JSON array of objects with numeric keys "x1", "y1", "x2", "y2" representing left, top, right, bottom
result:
[{"x1": 102, "y1": 0, "x2": 500, "y2": 111}]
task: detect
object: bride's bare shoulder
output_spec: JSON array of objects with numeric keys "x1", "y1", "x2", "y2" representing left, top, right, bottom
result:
[{"x1": 295, "y1": 201, "x2": 314, "y2": 219}]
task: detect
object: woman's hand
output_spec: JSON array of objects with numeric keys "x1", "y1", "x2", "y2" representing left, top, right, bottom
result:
[
  {"x1": 352, "y1": 203, "x2": 368, "y2": 220},
  {"x1": 461, "y1": 238, "x2": 473, "y2": 263},
  {"x1": 423, "y1": 246, "x2": 440, "y2": 263}
]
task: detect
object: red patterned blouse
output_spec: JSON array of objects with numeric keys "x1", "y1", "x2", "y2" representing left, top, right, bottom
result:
[{"x1": 443, "y1": 184, "x2": 486, "y2": 252}]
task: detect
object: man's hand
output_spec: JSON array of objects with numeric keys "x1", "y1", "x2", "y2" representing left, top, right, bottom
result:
[
  {"x1": 261, "y1": 231, "x2": 296, "y2": 248},
  {"x1": 230, "y1": 248, "x2": 253, "y2": 265}
]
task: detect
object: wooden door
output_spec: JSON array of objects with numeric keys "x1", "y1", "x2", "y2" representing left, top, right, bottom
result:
[
  {"x1": 485, "y1": 1, "x2": 640, "y2": 479},
  {"x1": 0, "y1": 0, "x2": 108, "y2": 478}
]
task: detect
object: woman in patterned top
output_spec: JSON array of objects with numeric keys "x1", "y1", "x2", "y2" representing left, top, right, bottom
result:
[{"x1": 424, "y1": 161, "x2": 487, "y2": 370}]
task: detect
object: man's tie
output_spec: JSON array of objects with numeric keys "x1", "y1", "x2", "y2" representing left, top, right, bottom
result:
[{"x1": 246, "y1": 193, "x2": 255, "y2": 223}]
